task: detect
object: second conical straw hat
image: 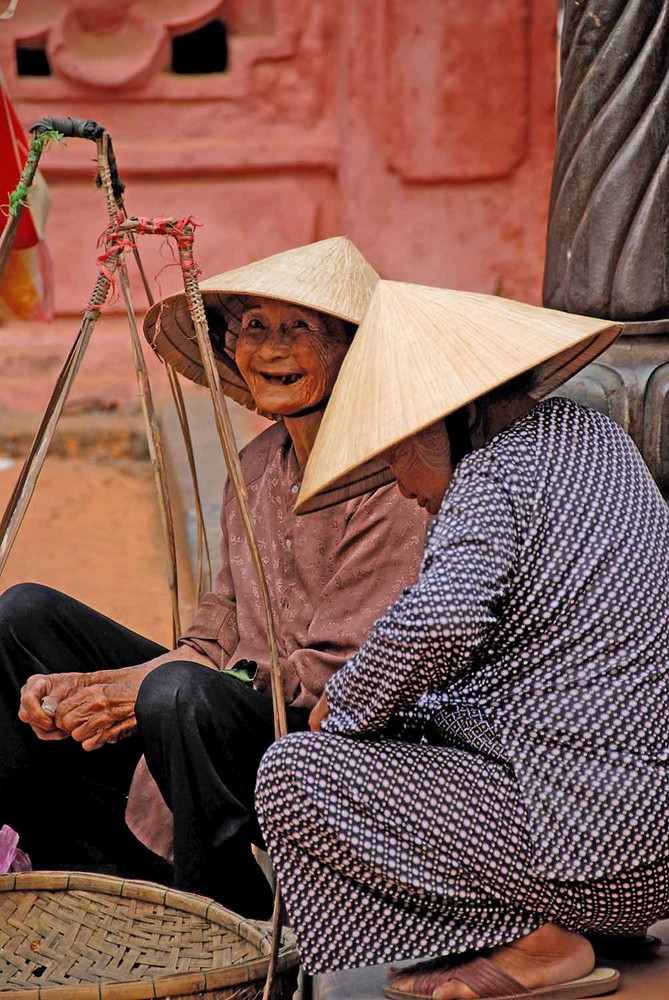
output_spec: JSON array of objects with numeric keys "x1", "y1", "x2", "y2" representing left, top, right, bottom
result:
[
  {"x1": 143, "y1": 236, "x2": 379, "y2": 411},
  {"x1": 296, "y1": 280, "x2": 622, "y2": 513}
]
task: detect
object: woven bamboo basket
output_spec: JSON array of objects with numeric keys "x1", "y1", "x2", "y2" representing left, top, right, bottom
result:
[{"x1": 0, "y1": 872, "x2": 299, "y2": 1000}]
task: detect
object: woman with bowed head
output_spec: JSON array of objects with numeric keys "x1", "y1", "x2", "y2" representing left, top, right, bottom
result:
[{"x1": 258, "y1": 280, "x2": 669, "y2": 998}]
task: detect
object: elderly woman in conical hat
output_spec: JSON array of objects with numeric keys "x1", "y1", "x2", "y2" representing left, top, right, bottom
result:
[
  {"x1": 6, "y1": 244, "x2": 427, "y2": 919},
  {"x1": 257, "y1": 280, "x2": 669, "y2": 998}
]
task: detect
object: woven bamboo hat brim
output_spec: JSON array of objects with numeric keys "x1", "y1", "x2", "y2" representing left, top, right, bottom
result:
[
  {"x1": 296, "y1": 280, "x2": 623, "y2": 513},
  {"x1": 143, "y1": 236, "x2": 379, "y2": 412}
]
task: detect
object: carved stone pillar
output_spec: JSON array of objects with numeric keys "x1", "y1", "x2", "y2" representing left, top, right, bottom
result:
[{"x1": 544, "y1": 1, "x2": 669, "y2": 493}]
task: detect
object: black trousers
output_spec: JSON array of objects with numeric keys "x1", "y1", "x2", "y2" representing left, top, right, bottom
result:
[{"x1": 0, "y1": 583, "x2": 309, "y2": 918}]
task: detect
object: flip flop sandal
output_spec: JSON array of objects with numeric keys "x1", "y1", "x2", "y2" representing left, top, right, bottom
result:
[
  {"x1": 383, "y1": 955, "x2": 620, "y2": 999},
  {"x1": 586, "y1": 930, "x2": 662, "y2": 960},
  {"x1": 388, "y1": 952, "x2": 478, "y2": 976}
]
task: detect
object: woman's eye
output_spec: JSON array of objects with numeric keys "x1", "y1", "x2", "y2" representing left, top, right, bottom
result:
[
  {"x1": 246, "y1": 318, "x2": 264, "y2": 330},
  {"x1": 293, "y1": 319, "x2": 309, "y2": 329}
]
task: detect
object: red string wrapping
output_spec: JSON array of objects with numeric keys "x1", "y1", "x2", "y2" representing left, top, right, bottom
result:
[
  {"x1": 87, "y1": 212, "x2": 133, "y2": 310},
  {"x1": 146, "y1": 217, "x2": 202, "y2": 347},
  {"x1": 88, "y1": 215, "x2": 201, "y2": 316}
]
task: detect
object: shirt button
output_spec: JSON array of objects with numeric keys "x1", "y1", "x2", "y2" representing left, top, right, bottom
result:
[
  {"x1": 291, "y1": 484, "x2": 299, "y2": 494},
  {"x1": 285, "y1": 537, "x2": 293, "y2": 549}
]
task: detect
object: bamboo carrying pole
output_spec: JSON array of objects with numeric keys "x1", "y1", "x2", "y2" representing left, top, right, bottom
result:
[{"x1": 0, "y1": 126, "x2": 185, "y2": 641}]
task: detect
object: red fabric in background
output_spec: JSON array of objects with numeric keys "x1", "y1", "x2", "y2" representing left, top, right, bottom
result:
[
  {"x1": 0, "y1": 74, "x2": 53, "y2": 320},
  {"x1": 0, "y1": 82, "x2": 39, "y2": 249}
]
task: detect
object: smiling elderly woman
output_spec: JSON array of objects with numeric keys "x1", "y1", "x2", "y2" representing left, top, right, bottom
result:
[
  {"x1": 0, "y1": 241, "x2": 426, "y2": 919},
  {"x1": 257, "y1": 281, "x2": 669, "y2": 999}
]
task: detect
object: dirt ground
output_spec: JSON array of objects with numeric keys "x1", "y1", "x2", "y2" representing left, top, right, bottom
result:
[{"x1": 0, "y1": 455, "x2": 184, "y2": 646}]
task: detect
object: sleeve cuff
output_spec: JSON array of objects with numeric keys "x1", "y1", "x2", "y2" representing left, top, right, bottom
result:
[{"x1": 178, "y1": 597, "x2": 239, "y2": 661}]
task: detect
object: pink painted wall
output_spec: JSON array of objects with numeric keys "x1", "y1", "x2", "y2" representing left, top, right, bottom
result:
[{"x1": 0, "y1": 0, "x2": 557, "y2": 412}]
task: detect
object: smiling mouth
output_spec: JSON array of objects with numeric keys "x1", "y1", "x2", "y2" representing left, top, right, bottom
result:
[{"x1": 258, "y1": 372, "x2": 305, "y2": 386}]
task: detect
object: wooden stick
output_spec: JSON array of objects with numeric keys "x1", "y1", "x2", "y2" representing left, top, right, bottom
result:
[
  {"x1": 166, "y1": 364, "x2": 213, "y2": 600},
  {"x1": 95, "y1": 136, "x2": 181, "y2": 643},
  {"x1": 0, "y1": 273, "x2": 111, "y2": 577},
  {"x1": 119, "y1": 197, "x2": 213, "y2": 603},
  {"x1": 178, "y1": 239, "x2": 287, "y2": 738}
]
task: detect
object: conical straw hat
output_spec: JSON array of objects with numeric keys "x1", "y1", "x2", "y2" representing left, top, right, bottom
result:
[
  {"x1": 143, "y1": 236, "x2": 379, "y2": 412},
  {"x1": 296, "y1": 280, "x2": 622, "y2": 513}
]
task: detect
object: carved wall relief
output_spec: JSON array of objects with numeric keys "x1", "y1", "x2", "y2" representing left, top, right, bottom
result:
[
  {"x1": 385, "y1": 0, "x2": 530, "y2": 182},
  {"x1": 2, "y1": 0, "x2": 337, "y2": 174},
  {"x1": 3, "y1": 0, "x2": 332, "y2": 128}
]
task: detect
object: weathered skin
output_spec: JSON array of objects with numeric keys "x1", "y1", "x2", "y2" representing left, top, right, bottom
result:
[
  {"x1": 385, "y1": 420, "x2": 454, "y2": 515},
  {"x1": 235, "y1": 298, "x2": 352, "y2": 464}
]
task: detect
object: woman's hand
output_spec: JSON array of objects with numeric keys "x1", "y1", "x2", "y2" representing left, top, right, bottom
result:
[
  {"x1": 308, "y1": 692, "x2": 329, "y2": 732},
  {"x1": 48, "y1": 671, "x2": 144, "y2": 751},
  {"x1": 20, "y1": 669, "x2": 142, "y2": 751},
  {"x1": 18, "y1": 646, "x2": 216, "y2": 752},
  {"x1": 19, "y1": 672, "x2": 87, "y2": 741}
]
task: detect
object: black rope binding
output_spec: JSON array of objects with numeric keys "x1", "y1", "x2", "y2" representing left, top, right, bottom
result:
[{"x1": 30, "y1": 117, "x2": 126, "y2": 199}]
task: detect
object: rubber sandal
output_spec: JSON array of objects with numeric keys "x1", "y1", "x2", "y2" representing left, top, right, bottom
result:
[
  {"x1": 383, "y1": 955, "x2": 620, "y2": 999},
  {"x1": 586, "y1": 929, "x2": 662, "y2": 961}
]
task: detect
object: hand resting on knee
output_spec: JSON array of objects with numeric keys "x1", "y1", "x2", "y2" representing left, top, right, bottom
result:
[{"x1": 18, "y1": 646, "x2": 215, "y2": 752}]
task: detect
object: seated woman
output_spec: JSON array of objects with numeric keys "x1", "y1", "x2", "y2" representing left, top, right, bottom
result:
[
  {"x1": 1, "y1": 242, "x2": 427, "y2": 920},
  {"x1": 257, "y1": 280, "x2": 669, "y2": 998}
]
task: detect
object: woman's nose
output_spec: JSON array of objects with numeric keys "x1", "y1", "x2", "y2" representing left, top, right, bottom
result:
[{"x1": 256, "y1": 329, "x2": 291, "y2": 358}]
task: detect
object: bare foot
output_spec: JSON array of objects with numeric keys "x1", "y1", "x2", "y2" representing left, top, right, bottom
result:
[{"x1": 389, "y1": 924, "x2": 595, "y2": 999}]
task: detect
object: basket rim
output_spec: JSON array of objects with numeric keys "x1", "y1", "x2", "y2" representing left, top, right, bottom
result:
[{"x1": 0, "y1": 871, "x2": 299, "y2": 1000}]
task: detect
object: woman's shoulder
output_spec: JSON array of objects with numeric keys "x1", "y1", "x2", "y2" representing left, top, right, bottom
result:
[
  {"x1": 519, "y1": 395, "x2": 624, "y2": 435},
  {"x1": 341, "y1": 480, "x2": 431, "y2": 530},
  {"x1": 222, "y1": 422, "x2": 291, "y2": 505},
  {"x1": 451, "y1": 397, "x2": 630, "y2": 499},
  {"x1": 481, "y1": 397, "x2": 629, "y2": 464}
]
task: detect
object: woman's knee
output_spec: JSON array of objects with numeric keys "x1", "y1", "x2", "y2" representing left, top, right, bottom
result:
[
  {"x1": 136, "y1": 660, "x2": 223, "y2": 732},
  {"x1": 256, "y1": 733, "x2": 315, "y2": 814},
  {"x1": 0, "y1": 583, "x2": 60, "y2": 638}
]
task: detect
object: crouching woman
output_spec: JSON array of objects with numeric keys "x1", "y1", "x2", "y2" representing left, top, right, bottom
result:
[{"x1": 257, "y1": 281, "x2": 669, "y2": 998}]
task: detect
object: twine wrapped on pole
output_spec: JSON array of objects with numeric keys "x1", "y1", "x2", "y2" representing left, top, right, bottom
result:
[{"x1": 0, "y1": 128, "x2": 62, "y2": 279}]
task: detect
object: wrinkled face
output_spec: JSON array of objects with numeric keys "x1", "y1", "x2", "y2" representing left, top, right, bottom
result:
[
  {"x1": 235, "y1": 299, "x2": 352, "y2": 416},
  {"x1": 385, "y1": 420, "x2": 453, "y2": 515}
]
